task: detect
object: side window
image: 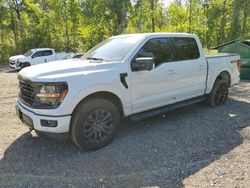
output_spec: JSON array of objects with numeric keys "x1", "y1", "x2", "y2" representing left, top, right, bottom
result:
[
  {"x1": 170, "y1": 37, "x2": 200, "y2": 61},
  {"x1": 43, "y1": 50, "x2": 53, "y2": 56},
  {"x1": 32, "y1": 50, "x2": 53, "y2": 58},
  {"x1": 32, "y1": 51, "x2": 43, "y2": 58},
  {"x1": 135, "y1": 38, "x2": 173, "y2": 66}
]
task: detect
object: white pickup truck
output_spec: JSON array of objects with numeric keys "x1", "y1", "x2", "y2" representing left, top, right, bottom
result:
[
  {"x1": 16, "y1": 33, "x2": 241, "y2": 150},
  {"x1": 9, "y1": 48, "x2": 74, "y2": 70}
]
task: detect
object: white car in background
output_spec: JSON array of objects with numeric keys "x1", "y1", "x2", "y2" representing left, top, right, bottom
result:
[{"x1": 9, "y1": 48, "x2": 74, "y2": 70}]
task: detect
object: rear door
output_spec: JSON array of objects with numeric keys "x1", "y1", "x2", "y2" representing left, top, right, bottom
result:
[{"x1": 168, "y1": 37, "x2": 207, "y2": 100}]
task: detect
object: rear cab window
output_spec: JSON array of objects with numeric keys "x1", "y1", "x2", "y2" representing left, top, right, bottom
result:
[{"x1": 169, "y1": 37, "x2": 200, "y2": 61}]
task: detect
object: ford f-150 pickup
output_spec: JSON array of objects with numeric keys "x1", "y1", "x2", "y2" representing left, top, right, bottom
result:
[
  {"x1": 16, "y1": 33, "x2": 241, "y2": 150},
  {"x1": 9, "y1": 48, "x2": 74, "y2": 70}
]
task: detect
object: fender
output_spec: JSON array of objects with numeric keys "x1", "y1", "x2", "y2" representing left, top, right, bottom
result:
[
  {"x1": 60, "y1": 84, "x2": 132, "y2": 117},
  {"x1": 206, "y1": 69, "x2": 232, "y2": 94}
]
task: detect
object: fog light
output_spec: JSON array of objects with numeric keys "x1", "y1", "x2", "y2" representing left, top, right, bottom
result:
[{"x1": 41, "y1": 119, "x2": 58, "y2": 127}]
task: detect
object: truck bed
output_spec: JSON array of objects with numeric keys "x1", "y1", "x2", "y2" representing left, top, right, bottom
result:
[
  {"x1": 205, "y1": 53, "x2": 240, "y2": 94},
  {"x1": 205, "y1": 53, "x2": 239, "y2": 59}
]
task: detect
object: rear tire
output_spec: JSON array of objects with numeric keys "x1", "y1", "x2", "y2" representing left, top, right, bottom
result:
[
  {"x1": 207, "y1": 79, "x2": 229, "y2": 107},
  {"x1": 70, "y1": 98, "x2": 120, "y2": 150}
]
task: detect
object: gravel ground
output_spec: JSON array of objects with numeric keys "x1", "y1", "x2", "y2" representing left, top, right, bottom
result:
[{"x1": 0, "y1": 64, "x2": 250, "y2": 188}]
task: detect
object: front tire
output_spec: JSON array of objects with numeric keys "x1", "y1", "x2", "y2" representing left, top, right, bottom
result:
[
  {"x1": 207, "y1": 79, "x2": 229, "y2": 107},
  {"x1": 20, "y1": 62, "x2": 31, "y2": 69},
  {"x1": 70, "y1": 98, "x2": 120, "y2": 150}
]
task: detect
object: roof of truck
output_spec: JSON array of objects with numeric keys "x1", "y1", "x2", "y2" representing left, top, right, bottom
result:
[
  {"x1": 112, "y1": 32, "x2": 195, "y2": 39},
  {"x1": 30, "y1": 48, "x2": 53, "y2": 51}
]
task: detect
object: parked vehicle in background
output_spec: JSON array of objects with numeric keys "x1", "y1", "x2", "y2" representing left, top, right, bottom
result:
[
  {"x1": 16, "y1": 33, "x2": 241, "y2": 150},
  {"x1": 9, "y1": 48, "x2": 74, "y2": 70}
]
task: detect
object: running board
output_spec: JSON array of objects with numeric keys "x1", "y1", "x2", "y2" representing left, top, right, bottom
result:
[{"x1": 129, "y1": 97, "x2": 204, "y2": 121}]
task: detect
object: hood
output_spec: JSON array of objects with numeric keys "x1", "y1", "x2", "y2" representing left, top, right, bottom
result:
[
  {"x1": 19, "y1": 59, "x2": 115, "y2": 81},
  {"x1": 9, "y1": 55, "x2": 26, "y2": 61}
]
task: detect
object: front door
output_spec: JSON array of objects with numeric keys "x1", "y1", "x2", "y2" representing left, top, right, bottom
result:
[
  {"x1": 31, "y1": 51, "x2": 45, "y2": 65},
  {"x1": 130, "y1": 37, "x2": 177, "y2": 113}
]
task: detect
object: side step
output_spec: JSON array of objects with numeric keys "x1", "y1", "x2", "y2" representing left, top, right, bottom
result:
[{"x1": 129, "y1": 97, "x2": 204, "y2": 121}]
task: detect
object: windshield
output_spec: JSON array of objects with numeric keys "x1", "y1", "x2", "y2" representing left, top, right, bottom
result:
[
  {"x1": 81, "y1": 35, "x2": 144, "y2": 62},
  {"x1": 24, "y1": 50, "x2": 33, "y2": 57}
]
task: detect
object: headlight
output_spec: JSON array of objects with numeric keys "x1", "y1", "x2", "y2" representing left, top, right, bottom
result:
[{"x1": 33, "y1": 83, "x2": 68, "y2": 109}]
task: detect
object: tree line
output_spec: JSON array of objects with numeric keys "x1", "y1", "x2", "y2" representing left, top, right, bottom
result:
[{"x1": 0, "y1": 0, "x2": 250, "y2": 64}]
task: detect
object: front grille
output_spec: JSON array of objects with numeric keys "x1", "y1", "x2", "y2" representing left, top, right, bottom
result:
[{"x1": 19, "y1": 77, "x2": 35, "y2": 107}]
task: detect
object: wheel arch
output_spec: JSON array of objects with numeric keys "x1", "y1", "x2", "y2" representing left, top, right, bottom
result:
[
  {"x1": 20, "y1": 62, "x2": 31, "y2": 69},
  {"x1": 216, "y1": 71, "x2": 231, "y2": 87},
  {"x1": 206, "y1": 70, "x2": 231, "y2": 94},
  {"x1": 71, "y1": 91, "x2": 124, "y2": 118}
]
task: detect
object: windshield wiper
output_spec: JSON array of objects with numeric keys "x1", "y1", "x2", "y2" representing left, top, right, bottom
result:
[{"x1": 87, "y1": 57, "x2": 104, "y2": 61}]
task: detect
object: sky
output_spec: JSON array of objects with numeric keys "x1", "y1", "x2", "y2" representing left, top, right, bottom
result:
[
  {"x1": 162, "y1": 0, "x2": 174, "y2": 7},
  {"x1": 161, "y1": 0, "x2": 188, "y2": 7}
]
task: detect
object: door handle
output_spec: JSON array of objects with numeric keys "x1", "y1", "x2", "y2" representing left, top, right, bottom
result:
[
  {"x1": 198, "y1": 65, "x2": 206, "y2": 70},
  {"x1": 168, "y1": 69, "x2": 176, "y2": 74}
]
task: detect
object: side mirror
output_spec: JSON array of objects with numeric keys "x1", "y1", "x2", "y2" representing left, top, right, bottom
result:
[
  {"x1": 31, "y1": 55, "x2": 34, "y2": 59},
  {"x1": 131, "y1": 57, "x2": 155, "y2": 72}
]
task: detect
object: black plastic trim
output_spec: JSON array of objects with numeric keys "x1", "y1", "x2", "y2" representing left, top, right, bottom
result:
[
  {"x1": 129, "y1": 96, "x2": 205, "y2": 121},
  {"x1": 120, "y1": 73, "x2": 128, "y2": 89},
  {"x1": 18, "y1": 100, "x2": 71, "y2": 118}
]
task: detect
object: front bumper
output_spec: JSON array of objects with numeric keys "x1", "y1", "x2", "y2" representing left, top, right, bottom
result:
[
  {"x1": 9, "y1": 62, "x2": 20, "y2": 70},
  {"x1": 16, "y1": 100, "x2": 71, "y2": 133}
]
